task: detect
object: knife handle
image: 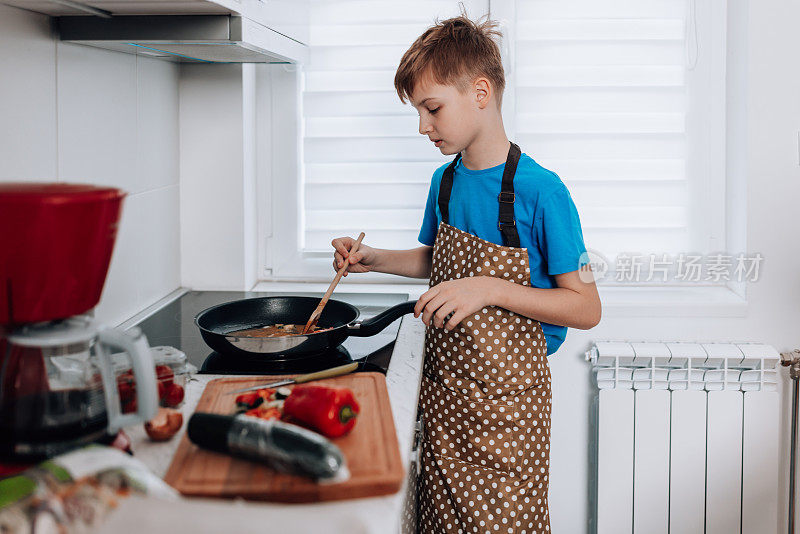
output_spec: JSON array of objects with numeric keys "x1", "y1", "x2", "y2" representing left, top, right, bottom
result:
[{"x1": 294, "y1": 362, "x2": 359, "y2": 384}]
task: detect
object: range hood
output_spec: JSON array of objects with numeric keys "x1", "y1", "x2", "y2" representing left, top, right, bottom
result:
[{"x1": 57, "y1": 15, "x2": 308, "y2": 63}]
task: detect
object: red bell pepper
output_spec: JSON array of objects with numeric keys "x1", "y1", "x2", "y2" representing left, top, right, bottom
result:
[{"x1": 282, "y1": 385, "x2": 360, "y2": 438}]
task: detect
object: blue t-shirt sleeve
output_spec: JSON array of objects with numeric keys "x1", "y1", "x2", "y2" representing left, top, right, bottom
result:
[
  {"x1": 418, "y1": 176, "x2": 440, "y2": 246},
  {"x1": 535, "y1": 185, "x2": 589, "y2": 275}
]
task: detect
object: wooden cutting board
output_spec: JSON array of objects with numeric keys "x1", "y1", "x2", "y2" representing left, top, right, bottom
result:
[{"x1": 163, "y1": 372, "x2": 404, "y2": 503}]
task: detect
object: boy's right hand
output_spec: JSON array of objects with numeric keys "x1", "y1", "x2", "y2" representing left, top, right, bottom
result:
[{"x1": 332, "y1": 236, "x2": 377, "y2": 276}]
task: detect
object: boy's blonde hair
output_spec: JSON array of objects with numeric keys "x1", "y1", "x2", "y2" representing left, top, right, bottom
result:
[{"x1": 394, "y1": 14, "x2": 505, "y2": 107}]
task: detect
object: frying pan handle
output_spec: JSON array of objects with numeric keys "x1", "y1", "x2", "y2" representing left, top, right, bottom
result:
[{"x1": 346, "y1": 301, "x2": 417, "y2": 337}]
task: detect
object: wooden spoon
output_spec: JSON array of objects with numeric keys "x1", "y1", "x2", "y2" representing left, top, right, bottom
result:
[{"x1": 302, "y1": 232, "x2": 365, "y2": 334}]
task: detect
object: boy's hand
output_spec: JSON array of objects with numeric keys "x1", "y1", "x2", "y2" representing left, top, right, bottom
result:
[
  {"x1": 332, "y1": 236, "x2": 377, "y2": 276},
  {"x1": 414, "y1": 277, "x2": 500, "y2": 331}
]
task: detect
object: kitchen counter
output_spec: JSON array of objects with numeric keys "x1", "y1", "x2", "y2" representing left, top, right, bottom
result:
[{"x1": 99, "y1": 315, "x2": 426, "y2": 534}]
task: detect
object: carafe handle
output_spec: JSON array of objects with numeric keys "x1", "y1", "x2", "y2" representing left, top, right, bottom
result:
[{"x1": 95, "y1": 327, "x2": 158, "y2": 432}]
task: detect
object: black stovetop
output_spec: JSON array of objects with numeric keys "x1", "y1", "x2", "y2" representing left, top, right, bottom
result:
[{"x1": 132, "y1": 291, "x2": 408, "y2": 375}]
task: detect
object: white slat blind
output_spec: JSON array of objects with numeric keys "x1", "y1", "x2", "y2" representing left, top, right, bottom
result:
[
  {"x1": 279, "y1": 0, "x2": 724, "y2": 282},
  {"x1": 507, "y1": 0, "x2": 695, "y2": 262},
  {"x1": 302, "y1": 0, "x2": 488, "y2": 252}
]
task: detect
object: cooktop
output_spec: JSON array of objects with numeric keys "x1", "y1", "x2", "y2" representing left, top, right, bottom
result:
[{"x1": 132, "y1": 290, "x2": 409, "y2": 375}]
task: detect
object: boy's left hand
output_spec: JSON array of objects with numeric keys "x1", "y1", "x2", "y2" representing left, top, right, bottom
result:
[{"x1": 414, "y1": 277, "x2": 499, "y2": 331}]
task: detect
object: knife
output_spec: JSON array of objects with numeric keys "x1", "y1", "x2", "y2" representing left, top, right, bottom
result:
[{"x1": 226, "y1": 362, "x2": 359, "y2": 395}]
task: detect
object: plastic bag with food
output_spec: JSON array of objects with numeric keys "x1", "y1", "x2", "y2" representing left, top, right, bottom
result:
[{"x1": 0, "y1": 445, "x2": 178, "y2": 534}]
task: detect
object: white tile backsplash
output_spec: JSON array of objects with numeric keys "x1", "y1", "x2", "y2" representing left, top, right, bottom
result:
[
  {"x1": 0, "y1": 3, "x2": 181, "y2": 326},
  {"x1": 137, "y1": 185, "x2": 181, "y2": 309},
  {"x1": 94, "y1": 190, "x2": 141, "y2": 325},
  {"x1": 56, "y1": 41, "x2": 138, "y2": 192},
  {"x1": 94, "y1": 185, "x2": 181, "y2": 326},
  {"x1": 0, "y1": 6, "x2": 57, "y2": 181},
  {"x1": 136, "y1": 57, "x2": 180, "y2": 193}
]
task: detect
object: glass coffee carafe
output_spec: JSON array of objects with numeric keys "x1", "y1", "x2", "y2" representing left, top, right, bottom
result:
[{"x1": 0, "y1": 316, "x2": 157, "y2": 461}]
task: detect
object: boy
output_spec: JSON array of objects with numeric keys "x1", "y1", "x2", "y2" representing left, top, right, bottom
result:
[{"x1": 332, "y1": 14, "x2": 601, "y2": 534}]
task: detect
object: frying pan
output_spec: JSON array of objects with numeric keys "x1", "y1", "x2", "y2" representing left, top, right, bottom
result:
[{"x1": 195, "y1": 296, "x2": 417, "y2": 359}]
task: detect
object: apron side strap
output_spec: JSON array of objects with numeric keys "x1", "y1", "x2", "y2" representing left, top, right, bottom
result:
[{"x1": 499, "y1": 143, "x2": 522, "y2": 248}]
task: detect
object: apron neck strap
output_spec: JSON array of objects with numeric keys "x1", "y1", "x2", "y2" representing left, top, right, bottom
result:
[
  {"x1": 437, "y1": 153, "x2": 461, "y2": 227},
  {"x1": 438, "y1": 142, "x2": 522, "y2": 248}
]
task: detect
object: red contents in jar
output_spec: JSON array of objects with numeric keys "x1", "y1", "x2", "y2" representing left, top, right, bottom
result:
[
  {"x1": 116, "y1": 363, "x2": 187, "y2": 412},
  {"x1": 165, "y1": 383, "x2": 184, "y2": 408}
]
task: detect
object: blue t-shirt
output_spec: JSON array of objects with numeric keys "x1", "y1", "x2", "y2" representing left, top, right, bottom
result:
[{"x1": 418, "y1": 153, "x2": 588, "y2": 355}]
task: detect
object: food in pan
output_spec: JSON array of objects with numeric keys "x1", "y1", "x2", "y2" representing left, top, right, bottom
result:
[{"x1": 227, "y1": 323, "x2": 332, "y2": 338}]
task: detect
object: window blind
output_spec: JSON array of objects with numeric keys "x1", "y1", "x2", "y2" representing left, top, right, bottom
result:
[
  {"x1": 504, "y1": 0, "x2": 698, "y2": 264},
  {"x1": 293, "y1": 0, "x2": 722, "y2": 281},
  {"x1": 302, "y1": 0, "x2": 488, "y2": 252}
]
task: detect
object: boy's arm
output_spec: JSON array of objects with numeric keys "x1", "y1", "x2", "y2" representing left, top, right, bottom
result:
[
  {"x1": 335, "y1": 239, "x2": 433, "y2": 279},
  {"x1": 415, "y1": 267, "x2": 601, "y2": 331},
  {"x1": 372, "y1": 246, "x2": 433, "y2": 279},
  {"x1": 493, "y1": 268, "x2": 601, "y2": 330},
  {"x1": 333, "y1": 238, "x2": 433, "y2": 279}
]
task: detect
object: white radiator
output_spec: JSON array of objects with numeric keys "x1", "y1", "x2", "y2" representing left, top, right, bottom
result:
[{"x1": 586, "y1": 341, "x2": 780, "y2": 534}]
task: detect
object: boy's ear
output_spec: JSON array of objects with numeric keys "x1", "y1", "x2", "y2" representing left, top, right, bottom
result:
[{"x1": 474, "y1": 77, "x2": 492, "y2": 109}]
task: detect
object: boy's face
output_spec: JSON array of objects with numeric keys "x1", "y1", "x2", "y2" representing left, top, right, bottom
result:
[{"x1": 410, "y1": 77, "x2": 482, "y2": 156}]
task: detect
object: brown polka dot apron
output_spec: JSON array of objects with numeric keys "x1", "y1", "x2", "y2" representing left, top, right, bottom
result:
[{"x1": 416, "y1": 143, "x2": 552, "y2": 534}]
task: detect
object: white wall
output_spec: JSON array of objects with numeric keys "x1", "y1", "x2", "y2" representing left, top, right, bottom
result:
[
  {"x1": 547, "y1": 1, "x2": 800, "y2": 531},
  {"x1": 0, "y1": 4, "x2": 181, "y2": 326},
  {"x1": 178, "y1": 63, "x2": 259, "y2": 291}
]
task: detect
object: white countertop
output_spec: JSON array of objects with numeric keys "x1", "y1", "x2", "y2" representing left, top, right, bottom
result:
[{"x1": 99, "y1": 315, "x2": 426, "y2": 534}]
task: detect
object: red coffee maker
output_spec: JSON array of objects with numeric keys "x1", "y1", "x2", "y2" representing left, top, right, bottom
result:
[{"x1": 0, "y1": 183, "x2": 158, "y2": 462}]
